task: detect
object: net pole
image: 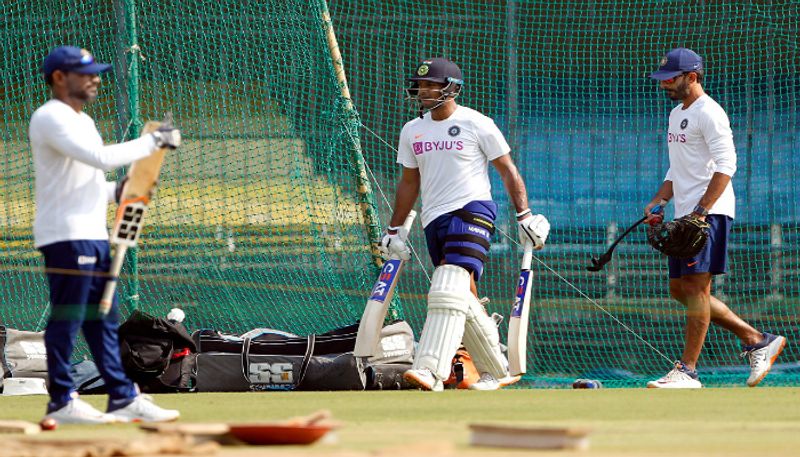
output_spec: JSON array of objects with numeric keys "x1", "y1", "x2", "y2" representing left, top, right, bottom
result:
[
  {"x1": 319, "y1": 1, "x2": 404, "y2": 321},
  {"x1": 123, "y1": 0, "x2": 142, "y2": 310}
]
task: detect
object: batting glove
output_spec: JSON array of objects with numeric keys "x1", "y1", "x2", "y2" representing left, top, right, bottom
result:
[
  {"x1": 518, "y1": 214, "x2": 550, "y2": 249},
  {"x1": 151, "y1": 113, "x2": 181, "y2": 149},
  {"x1": 378, "y1": 227, "x2": 411, "y2": 260}
]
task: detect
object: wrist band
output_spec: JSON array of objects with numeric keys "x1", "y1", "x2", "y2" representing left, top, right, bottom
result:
[{"x1": 515, "y1": 209, "x2": 532, "y2": 218}]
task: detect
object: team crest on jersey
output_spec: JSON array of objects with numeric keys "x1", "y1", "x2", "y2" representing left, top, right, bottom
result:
[
  {"x1": 417, "y1": 64, "x2": 429, "y2": 76},
  {"x1": 680, "y1": 118, "x2": 688, "y2": 129},
  {"x1": 448, "y1": 125, "x2": 461, "y2": 137}
]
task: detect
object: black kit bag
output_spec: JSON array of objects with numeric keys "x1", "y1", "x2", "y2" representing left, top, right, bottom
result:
[
  {"x1": 194, "y1": 323, "x2": 365, "y2": 392},
  {"x1": 118, "y1": 310, "x2": 197, "y2": 393}
]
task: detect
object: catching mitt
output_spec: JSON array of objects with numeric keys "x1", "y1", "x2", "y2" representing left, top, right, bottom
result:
[{"x1": 646, "y1": 215, "x2": 710, "y2": 259}]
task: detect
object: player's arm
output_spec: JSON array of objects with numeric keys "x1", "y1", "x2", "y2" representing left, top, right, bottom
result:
[
  {"x1": 491, "y1": 154, "x2": 529, "y2": 215},
  {"x1": 694, "y1": 173, "x2": 731, "y2": 219},
  {"x1": 38, "y1": 115, "x2": 155, "y2": 171},
  {"x1": 38, "y1": 113, "x2": 178, "y2": 172},
  {"x1": 694, "y1": 109, "x2": 736, "y2": 218},
  {"x1": 492, "y1": 154, "x2": 550, "y2": 249},
  {"x1": 387, "y1": 167, "x2": 420, "y2": 229},
  {"x1": 645, "y1": 178, "x2": 673, "y2": 223}
]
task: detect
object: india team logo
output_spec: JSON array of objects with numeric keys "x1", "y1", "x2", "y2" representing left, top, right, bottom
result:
[
  {"x1": 417, "y1": 64, "x2": 429, "y2": 76},
  {"x1": 680, "y1": 119, "x2": 688, "y2": 129},
  {"x1": 448, "y1": 125, "x2": 460, "y2": 137}
]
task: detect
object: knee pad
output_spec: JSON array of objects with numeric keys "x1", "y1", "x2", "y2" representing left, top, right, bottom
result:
[
  {"x1": 443, "y1": 205, "x2": 496, "y2": 281},
  {"x1": 413, "y1": 265, "x2": 470, "y2": 380},
  {"x1": 462, "y1": 297, "x2": 508, "y2": 379}
]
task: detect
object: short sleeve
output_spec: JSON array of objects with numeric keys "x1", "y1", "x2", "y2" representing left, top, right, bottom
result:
[
  {"x1": 474, "y1": 116, "x2": 511, "y2": 161},
  {"x1": 396, "y1": 124, "x2": 418, "y2": 168}
]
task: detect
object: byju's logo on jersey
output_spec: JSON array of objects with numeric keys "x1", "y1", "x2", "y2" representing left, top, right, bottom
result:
[
  {"x1": 668, "y1": 132, "x2": 687, "y2": 143},
  {"x1": 448, "y1": 125, "x2": 461, "y2": 137},
  {"x1": 412, "y1": 140, "x2": 464, "y2": 155},
  {"x1": 680, "y1": 118, "x2": 688, "y2": 129}
]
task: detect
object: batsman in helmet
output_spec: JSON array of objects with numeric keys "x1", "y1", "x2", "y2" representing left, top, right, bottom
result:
[{"x1": 379, "y1": 58, "x2": 550, "y2": 391}]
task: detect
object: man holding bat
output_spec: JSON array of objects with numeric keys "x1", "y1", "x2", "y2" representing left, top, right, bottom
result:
[
  {"x1": 644, "y1": 48, "x2": 786, "y2": 388},
  {"x1": 382, "y1": 58, "x2": 550, "y2": 391},
  {"x1": 30, "y1": 46, "x2": 180, "y2": 423}
]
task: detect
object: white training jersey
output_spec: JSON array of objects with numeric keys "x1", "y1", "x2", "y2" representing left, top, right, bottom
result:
[
  {"x1": 664, "y1": 94, "x2": 736, "y2": 218},
  {"x1": 29, "y1": 99, "x2": 157, "y2": 247},
  {"x1": 397, "y1": 105, "x2": 510, "y2": 227}
]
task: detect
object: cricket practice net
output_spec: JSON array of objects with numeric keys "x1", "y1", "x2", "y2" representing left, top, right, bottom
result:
[{"x1": 1, "y1": 0, "x2": 798, "y2": 387}]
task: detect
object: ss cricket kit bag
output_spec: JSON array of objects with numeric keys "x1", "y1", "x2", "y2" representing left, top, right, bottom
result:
[
  {"x1": 193, "y1": 323, "x2": 366, "y2": 391},
  {"x1": 193, "y1": 320, "x2": 417, "y2": 392}
]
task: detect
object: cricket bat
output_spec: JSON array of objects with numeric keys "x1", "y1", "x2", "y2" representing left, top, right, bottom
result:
[
  {"x1": 507, "y1": 241, "x2": 534, "y2": 376},
  {"x1": 98, "y1": 120, "x2": 169, "y2": 316},
  {"x1": 353, "y1": 210, "x2": 416, "y2": 357}
]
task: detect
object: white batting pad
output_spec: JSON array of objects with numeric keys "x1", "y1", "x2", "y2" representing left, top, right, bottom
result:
[
  {"x1": 463, "y1": 295, "x2": 508, "y2": 379},
  {"x1": 413, "y1": 265, "x2": 470, "y2": 380}
]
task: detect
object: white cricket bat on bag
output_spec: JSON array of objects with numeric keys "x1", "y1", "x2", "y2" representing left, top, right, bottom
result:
[
  {"x1": 98, "y1": 120, "x2": 169, "y2": 316},
  {"x1": 353, "y1": 210, "x2": 417, "y2": 357},
  {"x1": 507, "y1": 241, "x2": 534, "y2": 376}
]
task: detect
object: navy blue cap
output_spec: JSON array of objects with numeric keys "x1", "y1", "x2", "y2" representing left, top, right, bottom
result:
[
  {"x1": 649, "y1": 48, "x2": 703, "y2": 81},
  {"x1": 408, "y1": 58, "x2": 464, "y2": 85},
  {"x1": 42, "y1": 46, "x2": 112, "y2": 77}
]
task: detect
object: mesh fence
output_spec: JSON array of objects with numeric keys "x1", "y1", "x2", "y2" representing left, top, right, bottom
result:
[{"x1": 1, "y1": 0, "x2": 798, "y2": 387}]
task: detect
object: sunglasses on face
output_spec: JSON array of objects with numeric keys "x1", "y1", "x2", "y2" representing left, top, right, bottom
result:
[{"x1": 662, "y1": 72, "x2": 692, "y2": 84}]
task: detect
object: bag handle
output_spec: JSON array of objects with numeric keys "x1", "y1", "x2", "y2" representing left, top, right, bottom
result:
[{"x1": 296, "y1": 335, "x2": 315, "y2": 387}]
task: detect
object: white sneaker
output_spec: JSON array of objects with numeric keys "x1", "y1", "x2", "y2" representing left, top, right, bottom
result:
[
  {"x1": 107, "y1": 395, "x2": 180, "y2": 423},
  {"x1": 469, "y1": 372, "x2": 501, "y2": 391},
  {"x1": 403, "y1": 368, "x2": 444, "y2": 392},
  {"x1": 742, "y1": 333, "x2": 787, "y2": 387},
  {"x1": 46, "y1": 397, "x2": 116, "y2": 424},
  {"x1": 646, "y1": 362, "x2": 702, "y2": 389}
]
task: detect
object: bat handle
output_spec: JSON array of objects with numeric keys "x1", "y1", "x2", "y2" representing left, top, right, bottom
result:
[
  {"x1": 98, "y1": 244, "x2": 128, "y2": 317},
  {"x1": 401, "y1": 210, "x2": 417, "y2": 233},
  {"x1": 521, "y1": 241, "x2": 534, "y2": 271}
]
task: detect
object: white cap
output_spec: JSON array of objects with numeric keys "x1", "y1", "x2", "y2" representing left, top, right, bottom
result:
[{"x1": 2, "y1": 377, "x2": 48, "y2": 396}]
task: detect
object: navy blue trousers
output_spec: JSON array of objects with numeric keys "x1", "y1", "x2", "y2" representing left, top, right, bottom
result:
[{"x1": 39, "y1": 240, "x2": 136, "y2": 410}]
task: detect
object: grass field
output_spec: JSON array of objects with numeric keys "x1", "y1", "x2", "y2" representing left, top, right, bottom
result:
[{"x1": 2, "y1": 388, "x2": 799, "y2": 456}]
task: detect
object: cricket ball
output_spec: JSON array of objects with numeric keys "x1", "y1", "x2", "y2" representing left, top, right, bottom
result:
[{"x1": 40, "y1": 417, "x2": 58, "y2": 431}]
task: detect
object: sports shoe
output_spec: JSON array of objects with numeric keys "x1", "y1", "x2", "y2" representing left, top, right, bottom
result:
[
  {"x1": 403, "y1": 368, "x2": 444, "y2": 392},
  {"x1": 45, "y1": 397, "x2": 116, "y2": 424},
  {"x1": 107, "y1": 395, "x2": 180, "y2": 423},
  {"x1": 646, "y1": 361, "x2": 702, "y2": 389},
  {"x1": 469, "y1": 372, "x2": 501, "y2": 391},
  {"x1": 742, "y1": 333, "x2": 787, "y2": 387}
]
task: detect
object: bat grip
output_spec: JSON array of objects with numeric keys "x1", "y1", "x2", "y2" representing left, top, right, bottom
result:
[
  {"x1": 98, "y1": 244, "x2": 128, "y2": 316},
  {"x1": 401, "y1": 210, "x2": 417, "y2": 233},
  {"x1": 521, "y1": 241, "x2": 534, "y2": 270}
]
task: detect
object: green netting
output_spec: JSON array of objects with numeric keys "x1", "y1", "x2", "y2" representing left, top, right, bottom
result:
[{"x1": 1, "y1": 0, "x2": 798, "y2": 387}]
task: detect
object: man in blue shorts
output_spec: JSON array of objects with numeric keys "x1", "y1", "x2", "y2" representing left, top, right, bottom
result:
[
  {"x1": 379, "y1": 58, "x2": 550, "y2": 391},
  {"x1": 644, "y1": 48, "x2": 786, "y2": 388}
]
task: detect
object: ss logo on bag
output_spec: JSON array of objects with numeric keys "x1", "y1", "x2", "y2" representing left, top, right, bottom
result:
[{"x1": 249, "y1": 362, "x2": 293, "y2": 384}]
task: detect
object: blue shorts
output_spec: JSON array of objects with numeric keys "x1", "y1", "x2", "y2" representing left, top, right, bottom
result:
[
  {"x1": 424, "y1": 200, "x2": 496, "y2": 281},
  {"x1": 668, "y1": 215, "x2": 732, "y2": 279}
]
